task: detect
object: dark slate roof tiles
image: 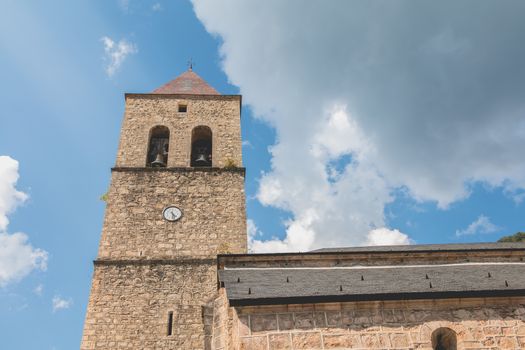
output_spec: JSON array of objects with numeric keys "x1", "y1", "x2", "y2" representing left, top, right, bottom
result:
[{"x1": 219, "y1": 263, "x2": 525, "y2": 306}]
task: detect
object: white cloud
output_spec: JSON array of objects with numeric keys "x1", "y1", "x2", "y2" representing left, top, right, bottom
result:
[
  {"x1": 101, "y1": 36, "x2": 137, "y2": 77},
  {"x1": 52, "y1": 295, "x2": 72, "y2": 312},
  {"x1": 192, "y1": 1, "x2": 525, "y2": 251},
  {"x1": 0, "y1": 156, "x2": 48, "y2": 287},
  {"x1": 455, "y1": 215, "x2": 501, "y2": 237},
  {"x1": 0, "y1": 156, "x2": 28, "y2": 231},
  {"x1": 365, "y1": 228, "x2": 412, "y2": 246},
  {"x1": 252, "y1": 105, "x2": 394, "y2": 251},
  {"x1": 0, "y1": 233, "x2": 48, "y2": 286},
  {"x1": 34, "y1": 284, "x2": 44, "y2": 296}
]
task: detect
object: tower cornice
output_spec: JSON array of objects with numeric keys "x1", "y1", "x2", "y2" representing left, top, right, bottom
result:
[
  {"x1": 125, "y1": 93, "x2": 241, "y2": 100},
  {"x1": 94, "y1": 258, "x2": 217, "y2": 266},
  {"x1": 111, "y1": 166, "x2": 246, "y2": 176}
]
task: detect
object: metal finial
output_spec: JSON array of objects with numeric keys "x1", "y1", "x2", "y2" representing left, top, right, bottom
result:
[{"x1": 188, "y1": 58, "x2": 194, "y2": 71}]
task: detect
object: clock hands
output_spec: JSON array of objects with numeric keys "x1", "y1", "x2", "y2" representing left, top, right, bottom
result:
[{"x1": 163, "y1": 206, "x2": 182, "y2": 222}]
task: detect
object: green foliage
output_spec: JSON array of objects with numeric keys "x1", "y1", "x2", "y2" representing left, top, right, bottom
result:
[
  {"x1": 497, "y1": 232, "x2": 525, "y2": 242},
  {"x1": 223, "y1": 158, "x2": 237, "y2": 169},
  {"x1": 100, "y1": 192, "x2": 109, "y2": 202}
]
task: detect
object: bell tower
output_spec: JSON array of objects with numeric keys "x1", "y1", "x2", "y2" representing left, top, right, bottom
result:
[{"x1": 81, "y1": 68, "x2": 247, "y2": 349}]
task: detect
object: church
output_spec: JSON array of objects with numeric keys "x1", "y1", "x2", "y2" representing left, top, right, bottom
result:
[{"x1": 81, "y1": 68, "x2": 525, "y2": 350}]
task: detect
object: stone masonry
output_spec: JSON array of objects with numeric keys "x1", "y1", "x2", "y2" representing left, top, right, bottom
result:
[
  {"x1": 82, "y1": 261, "x2": 216, "y2": 349},
  {"x1": 116, "y1": 94, "x2": 243, "y2": 168},
  {"x1": 81, "y1": 72, "x2": 247, "y2": 349},
  {"x1": 97, "y1": 168, "x2": 247, "y2": 259},
  {"x1": 209, "y1": 295, "x2": 525, "y2": 350}
]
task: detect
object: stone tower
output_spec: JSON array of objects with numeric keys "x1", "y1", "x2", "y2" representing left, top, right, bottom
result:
[{"x1": 81, "y1": 68, "x2": 247, "y2": 349}]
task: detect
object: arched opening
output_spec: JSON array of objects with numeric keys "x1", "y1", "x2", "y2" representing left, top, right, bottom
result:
[
  {"x1": 432, "y1": 327, "x2": 457, "y2": 350},
  {"x1": 191, "y1": 126, "x2": 212, "y2": 167},
  {"x1": 147, "y1": 126, "x2": 170, "y2": 167}
]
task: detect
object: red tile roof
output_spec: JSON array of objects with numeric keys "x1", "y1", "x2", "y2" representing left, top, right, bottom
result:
[{"x1": 153, "y1": 69, "x2": 220, "y2": 95}]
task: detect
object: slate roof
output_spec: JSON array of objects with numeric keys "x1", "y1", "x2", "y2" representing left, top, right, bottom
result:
[
  {"x1": 310, "y1": 242, "x2": 525, "y2": 254},
  {"x1": 219, "y1": 263, "x2": 525, "y2": 306},
  {"x1": 153, "y1": 69, "x2": 220, "y2": 95},
  {"x1": 218, "y1": 243, "x2": 525, "y2": 306}
]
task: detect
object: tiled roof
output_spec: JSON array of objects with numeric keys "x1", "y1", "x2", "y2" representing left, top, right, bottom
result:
[
  {"x1": 219, "y1": 263, "x2": 525, "y2": 306},
  {"x1": 218, "y1": 242, "x2": 525, "y2": 306},
  {"x1": 153, "y1": 69, "x2": 220, "y2": 95}
]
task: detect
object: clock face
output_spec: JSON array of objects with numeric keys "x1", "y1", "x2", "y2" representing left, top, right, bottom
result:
[{"x1": 162, "y1": 206, "x2": 182, "y2": 222}]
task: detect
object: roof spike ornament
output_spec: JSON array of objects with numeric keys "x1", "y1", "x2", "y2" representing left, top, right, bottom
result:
[{"x1": 188, "y1": 58, "x2": 194, "y2": 71}]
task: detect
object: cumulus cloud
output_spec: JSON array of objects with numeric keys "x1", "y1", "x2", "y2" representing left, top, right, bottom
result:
[
  {"x1": 366, "y1": 228, "x2": 412, "y2": 246},
  {"x1": 193, "y1": 1, "x2": 525, "y2": 251},
  {"x1": 0, "y1": 232, "x2": 48, "y2": 286},
  {"x1": 456, "y1": 215, "x2": 501, "y2": 237},
  {"x1": 0, "y1": 156, "x2": 27, "y2": 231},
  {"x1": 52, "y1": 295, "x2": 72, "y2": 312},
  {"x1": 0, "y1": 156, "x2": 48, "y2": 287},
  {"x1": 101, "y1": 36, "x2": 137, "y2": 77}
]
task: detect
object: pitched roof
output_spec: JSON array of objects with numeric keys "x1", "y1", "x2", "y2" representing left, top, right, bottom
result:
[
  {"x1": 218, "y1": 242, "x2": 525, "y2": 306},
  {"x1": 309, "y1": 242, "x2": 525, "y2": 253},
  {"x1": 153, "y1": 69, "x2": 220, "y2": 95},
  {"x1": 219, "y1": 263, "x2": 525, "y2": 306}
]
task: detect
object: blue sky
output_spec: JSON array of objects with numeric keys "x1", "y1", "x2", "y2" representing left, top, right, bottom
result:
[{"x1": 1, "y1": 1, "x2": 524, "y2": 348}]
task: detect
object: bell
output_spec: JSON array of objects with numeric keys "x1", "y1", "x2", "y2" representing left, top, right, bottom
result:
[
  {"x1": 151, "y1": 153, "x2": 166, "y2": 167},
  {"x1": 195, "y1": 153, "x2": 208, "y2": 165}
]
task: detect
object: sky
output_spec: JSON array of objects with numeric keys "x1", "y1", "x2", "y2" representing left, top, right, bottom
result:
[{"x1": 0, "y1": 0, "x2": 524, "y2": 348}]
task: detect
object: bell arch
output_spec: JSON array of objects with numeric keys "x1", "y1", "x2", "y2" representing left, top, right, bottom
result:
[
  {"x1": 146, "y1": 125, "x2": 170, "y2": 167},
  {"x1": 431, "y1": 327, "x2": 457, "y2": 350},
  {"x1": 191, "y1": 125, "x2": 212, "y2": 167}
]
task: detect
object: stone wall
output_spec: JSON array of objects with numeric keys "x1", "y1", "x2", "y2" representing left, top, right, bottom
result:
[
  {"x1": 116, "y1": 94, "x2": 242, "y2": 168},
  {"x1": 97, "y1": 168, "x2": 247, "y2": 259},
  {"x1": 217, "y1": 297, "x2": 525, "y2": 349},
  {"x1": 82, "y1": 89, "x2": 247, "y2": 349},
  {"x1": 218, "y1": 250, "x2": 525, "y2": 269},
  {"x1": 81, "y1": 261, "x2": 217, "y2": 350},
  {"x1": 205, "y1": 289, "x2": 238, "y2": 350}
]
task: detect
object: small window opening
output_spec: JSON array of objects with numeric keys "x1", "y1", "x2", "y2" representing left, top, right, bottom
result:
[
  {"x1": 167, "y1": 311, "x2": 173, "y2": 336},
  {"x1": 432, "y1": 327, "x2": 457, "y2": 350},
  {"x1": 147, "y1": 126, "x2": 170, "y2": 167},
  {"x1": 178, "y1": 104, "x2": 187, "y2": 113},
  {"x1": 191, "y1": 125, "x2": 212, "y2": 167}
]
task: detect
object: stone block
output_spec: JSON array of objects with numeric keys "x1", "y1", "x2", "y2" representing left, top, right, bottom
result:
[
  {"x1": 250, "y1": 314, "x2": 278, "y2": 333},
  {"x1": 323, "y1": 334, "x2": 361, "y2": 348},
  {"x1": 295, "y1": 312, "x2": 315, "y2": 329},
  {"x1": 291, "y1": 332, "x2": 322, "y2": 349},
  {"x1": 278, "y1": 313, "x2": 295, "y2": 331},
  {"x1": 268, "y1": 333, "x2": 292, "y2": 349}
]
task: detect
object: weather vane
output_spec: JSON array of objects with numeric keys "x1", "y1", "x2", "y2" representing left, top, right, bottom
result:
[{"x1": 188, "y1": 58, "x2": 195, "y2": 71}]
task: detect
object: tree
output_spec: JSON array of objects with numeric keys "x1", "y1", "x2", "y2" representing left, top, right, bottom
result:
[{"x1": 498, "y1": 232, "x2": 525, "y2": 242}]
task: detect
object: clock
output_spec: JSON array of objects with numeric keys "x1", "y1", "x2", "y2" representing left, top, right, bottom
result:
[{"x1": 162, "y1": 206, "x2": 182, "y2": 222}]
